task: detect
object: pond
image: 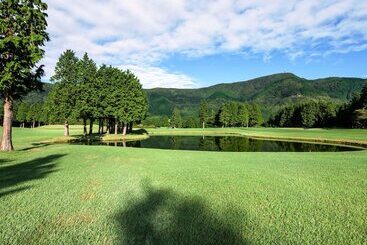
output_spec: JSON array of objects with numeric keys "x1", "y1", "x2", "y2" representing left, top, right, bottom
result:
[{"x1": 78, "y1": 135, "x2": 362, "y2": 152}]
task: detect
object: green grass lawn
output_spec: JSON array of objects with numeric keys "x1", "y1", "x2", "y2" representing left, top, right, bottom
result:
[{"x1": 0, "y1": 126, "x2": 366, "y2": 244}]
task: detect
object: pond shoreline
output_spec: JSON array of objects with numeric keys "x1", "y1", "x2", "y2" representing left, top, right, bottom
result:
[{"x1": 39, "y1": 127, "x2": 367, "y2": 150}]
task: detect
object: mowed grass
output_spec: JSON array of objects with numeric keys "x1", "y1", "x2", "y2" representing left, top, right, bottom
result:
[{"x1": 0, "y1": 126, "x2": 366, "y2": 244}]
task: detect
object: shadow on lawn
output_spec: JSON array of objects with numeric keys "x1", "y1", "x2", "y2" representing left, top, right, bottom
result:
[
  {"x1": 21, "y1": 142, "x2": 52, "y2": 151},
  {"x1": 115, "y1": 183, "x2": 251, "y2": 245},
  {"x1": 0, "y1": 154, "x2": 66, "y2": 198}
]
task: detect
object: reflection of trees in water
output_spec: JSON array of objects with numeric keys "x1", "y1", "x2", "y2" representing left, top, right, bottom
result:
[
  {"x1": 170, "y1": 136, "x2": 182, "y2": 150},
  {"x1": 86, "y1": 136, "x2": 353, "y2": 152},
  {"x1": 263, "y1": 141, "x2": 340, "y2": 152},
  {"x1": 199, "y1": 137, "x2": 218, "y2": 151},
  {"x1": 217, "y1": 137, "x2": 263, "y2": 152}
]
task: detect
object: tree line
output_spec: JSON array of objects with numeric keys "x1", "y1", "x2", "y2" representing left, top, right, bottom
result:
[
  {"x1": 15, "y1": 102, "x2": 47, "y2": 128},
  {"x1": 47, "y1": 50, "x2": 148, "y2": 136},
  {"x1": 268, "y1": 82, "x2": 367, "y2": 128},
  {"x1": 143, "y1": 101, "x2": 264, "y2": 128}
]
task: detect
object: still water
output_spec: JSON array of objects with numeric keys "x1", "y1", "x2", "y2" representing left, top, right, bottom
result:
[{"x1": 80, "y1": 135, "x2": 362, "y2": 152}]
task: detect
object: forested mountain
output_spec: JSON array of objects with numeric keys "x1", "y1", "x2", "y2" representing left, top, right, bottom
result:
[
  {"x1": 22, "y1": 73, "x2": 366, "y2": 119},
  {"x1": 146, "y1": 73, "x2": 366, "y2": 118}
]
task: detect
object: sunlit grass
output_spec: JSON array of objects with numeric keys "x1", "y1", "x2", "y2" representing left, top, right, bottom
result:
[{"x1": 0, "y1": 126, "x2": 366, "y2": 244}]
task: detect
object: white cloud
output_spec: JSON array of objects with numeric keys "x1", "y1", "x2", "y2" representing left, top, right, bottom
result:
[
  {"x1": 43, "y1": 0, "x2": 367, "y2": 88},
  {"x1": 121, "y1": 65, "x2": 198, "y2": 89}
]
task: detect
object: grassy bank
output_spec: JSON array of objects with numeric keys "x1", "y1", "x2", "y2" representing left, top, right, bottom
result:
[{"x1": 0, "y1": 126, "x2": 366, "y2": 244}]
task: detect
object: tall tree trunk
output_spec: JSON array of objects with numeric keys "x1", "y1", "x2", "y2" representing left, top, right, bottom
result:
[
  {"x1": 64, "y1": 120, "x2": 69, "y2": 136},
  {"x1": 38, "y1": 121, "x2": 41, "y2": 127},
  {"x1": 101, "y1": 119, "x2": 104, "y2": 134},
  {"x1": 122, "y1": 123, "x2": 127, "y2": 136},
  {"x1": 32, "y1": 121, "x2": 35, "y2": 128},
  {"x1": 129, "y1": 122, "x2": 133, "y2": 133},
  {"x1": 202, "y1": 121, "x2": 205, "y2": 129},
  {"x1": 89, "y1": 118, "x2": 93, "y2": 136},
  {"x1": 83, "y1": 118, "x2": 87, "y2": 136},
  {"x1": 114, "y1": 118, "x2": 118, "y2": 135},
  {"x1": 1, "y1": 96, "x2": 14, "y2": 151}
]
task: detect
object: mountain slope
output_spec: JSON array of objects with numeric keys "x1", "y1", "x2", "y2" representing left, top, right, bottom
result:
[
  {"x1": 21, "y1": 73, "x2": 366, "y2": 119},
  {"x1": 146, "y1": 73, "x2": 366, "y2": 117}
]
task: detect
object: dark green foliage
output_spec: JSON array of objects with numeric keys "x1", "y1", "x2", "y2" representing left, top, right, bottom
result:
[
  {"x1": 300, "y1": 102, "x2": 319, "y2": 128},
  {"x1": 248, "y1": 103, "x2": 263, "y2": 127},
  {"x1": 0, "y1": 0, "x2": 49, "y2": 150},
  {"x1": 73, "y1": 53, "x2": 98, "y2": 126},
  {"x1": 199, "y1": 100, "x2": 209, "y2": 128},
  {"x1": 171, "y1": 107, "x2": 183, "y2": 128},
  {"x1": 336, "y1": 82, "x2": 367, "y2": 128},
  {"x1": 46, "y1": 50, "x2": 148, "y2": 134},
  {"x1": 47, "y1": 50, "x2": 79, "y2": 124},
  {"x1": 16, "y1": 102, "x2": 28, "y2": 126},
  {"x1": 184, "y1": 116, "x2": 200, "y2": 128},
  {"x1": 0, "y1": 0, "x2": 49, "y2": 99},
  {"x1": 269, "y1": 100, "x2": 339, "y2": 128},
  {"x1": 146, "y1": 73, "x2": 366, "y2": 118},
  {"x1": 11, "y1": 101, "x2": 48, "y2": 127},
  {"x1": 14, "y1": 73, "x2": 367, "y2": 125},
  {"x1": 217, "y1": 102, "x2": 262, "y2": 127},
  {"x1": 142, "y1": 116, "x2": 170, "y2": 128}
]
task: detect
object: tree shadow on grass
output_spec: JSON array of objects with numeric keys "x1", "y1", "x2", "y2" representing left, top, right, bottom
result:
[
  {"x1": 116, "y1": 183, "x2": 251, "y2": 245},
  {"x1": 21, "y1": 142, "x2": 52, "y2": 151},
  {"x1": 0, "y1": 154, "x2": 66, "y2": 198}
]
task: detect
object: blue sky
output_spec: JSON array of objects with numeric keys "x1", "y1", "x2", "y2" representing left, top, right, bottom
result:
[
  {"x1": 161, "y1": 50, "x2": 367, "y2": 87},
  {"x1": 44, "y1": 0, "x2": 367, "y2": 88}
]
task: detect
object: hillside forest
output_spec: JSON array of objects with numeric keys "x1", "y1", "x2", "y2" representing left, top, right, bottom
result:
[{"x1": 3, "y1": 71, "x2": 367, "y2": 130}]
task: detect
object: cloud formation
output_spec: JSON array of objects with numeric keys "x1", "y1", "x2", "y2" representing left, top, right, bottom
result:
[{"x1": 44, "y1": 0, "x2": 367, "y2": 88}]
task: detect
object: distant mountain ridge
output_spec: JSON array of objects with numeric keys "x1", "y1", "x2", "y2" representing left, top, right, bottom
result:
[
  {"x1": 145, "y1": 73, "x2": 366, "y2": 118},
  {"x1": 24, "y1": 73, "x2": 366, "y2": 119}
]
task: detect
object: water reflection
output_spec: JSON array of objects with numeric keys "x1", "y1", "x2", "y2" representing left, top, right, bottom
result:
[{"x1": 79, "y1": 136, "x2": 361, "y2": 152}]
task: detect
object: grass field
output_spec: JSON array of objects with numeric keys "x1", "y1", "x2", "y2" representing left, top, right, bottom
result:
[{"x1": 0, "y1": 126, "x2": 366, "y2": 244}]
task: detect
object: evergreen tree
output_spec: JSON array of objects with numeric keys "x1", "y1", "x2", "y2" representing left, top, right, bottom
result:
[
  {"x1": 238, "y1": 103, "x2": 249, "y2": 127},
  {"x1": 249, "y1": 103, "x2": 263, "y2": 127},
  {"x1": 219, "y1": 103, "x2": 230, "y2": 127},
  {"x1": 160, "y1": 116, "x2": 170, "y2": 127},
  {"x1": 228, "y1": 102, "x2": 238, "y2": 127},
  {"x1": 199, "y1": 100, "x2": 209, "y2": 128},
  {"x1": 171, "y1": 107, "x2": 183, "y2": 128},
  {"x1": 318, "y1": 101, "x2": 337, "y2": 127},
  {"x1": 354, "y1": 109, "x2": 367, "y2": 128},
  {"x1": 47, "y1": 50, "x2": 79, "y2": 136},
  {"x1": 16, "y1": 102, "x2": 28, "y2": 128},
  {"x1": 38, "y1": 103, "x2": 49, "y2": 126},
  {"x1": 74, "y1": 53, "x2": 98, "y2": 136},
  {"x1": 300, "y1": 102, "x2": 318, "y2": 128},
  {"x1": 0, "y1": 0, "x2": 49, "y2": 151},
  {"x1": 185, "y1": 116, "x2": 200, "y2": 128},
  {"x1": 117, "y1": 70, "x2": 148, "y2": 135}
]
